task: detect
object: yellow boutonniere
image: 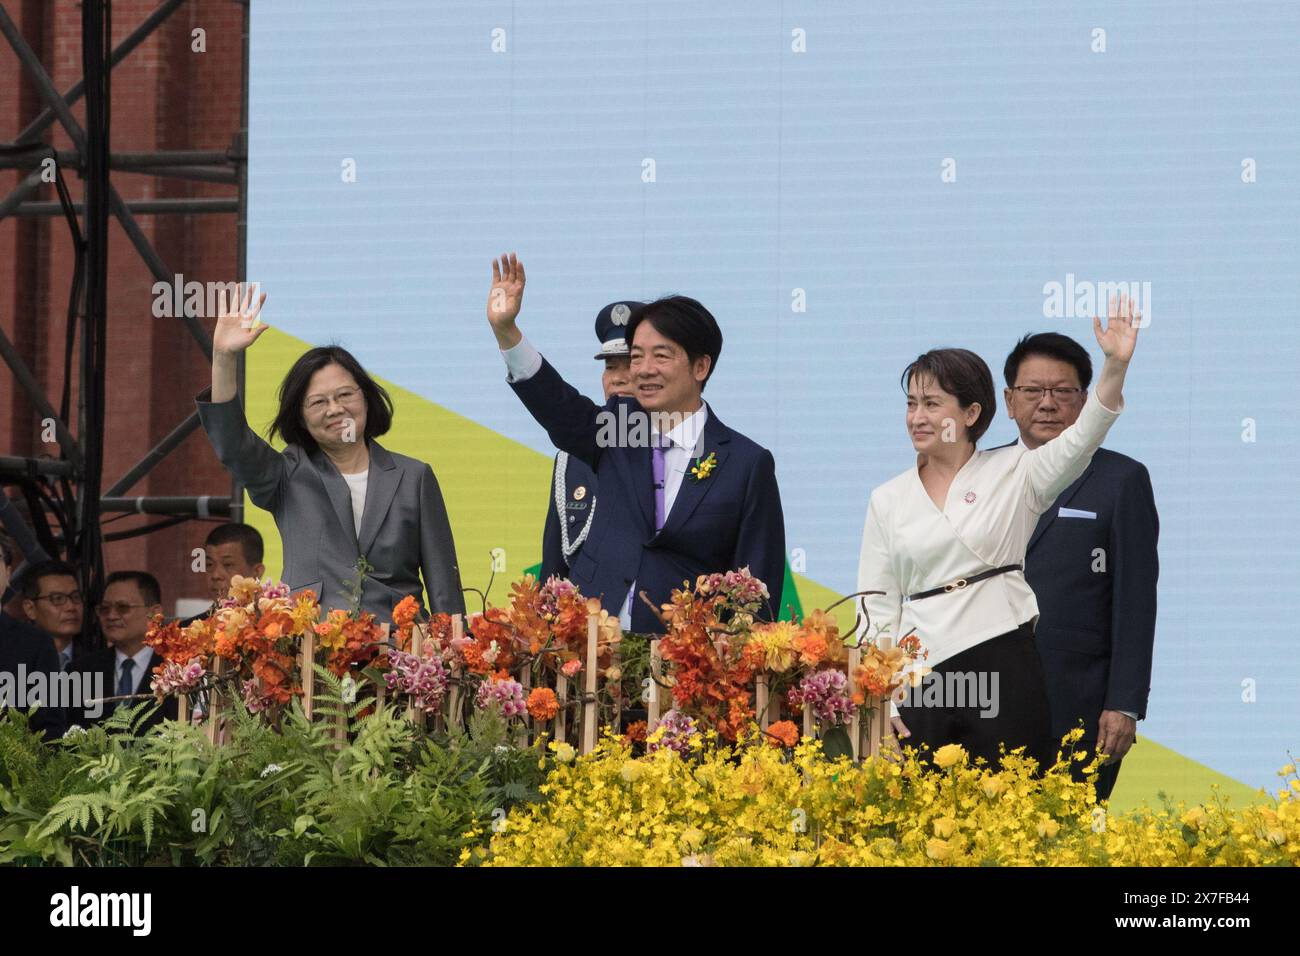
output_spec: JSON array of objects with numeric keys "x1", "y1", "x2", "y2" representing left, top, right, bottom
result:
[{"x1": 690, "y1": 452, "x2": 718, "y2": 481}]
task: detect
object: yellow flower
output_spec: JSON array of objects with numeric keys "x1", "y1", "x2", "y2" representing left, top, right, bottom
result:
[
  {"x1": 933, "y1": 744, "x2": 967, "y2": 769},
  {"x1": 1036, "y1": 817, "x2": 1060, "y2": 839},
  {"x1": 932, "y1": 816, "x2": 956, "y2": 838},
  {"x1": 981, "y1": 776, "x2": 1007, "y2": 799},
  {"x1": 1181, "y1": 807, "x2": 1207, "y2": 830},
  {"x1": 550, "y1": 741, "x2": 576, "y2": 764},
  {"x1": 679, "y1": 827, "x2": 705, "y2": 851},
  {"x1": 690, "y1": 452, "x2": 718, "y2": 481},
  {"x1": 748, "y1": 621, "x2": 798, "y2": 673},
  {"x1": 925, "y1": 838, "x2": 951, "y2": 861},
  {"x1": 621, "y1": 760, "x2": 646, "y2": 783}
]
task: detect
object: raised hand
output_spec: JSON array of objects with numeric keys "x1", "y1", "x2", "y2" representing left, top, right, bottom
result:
[
  {"x1": 1093, "y1": 292, "x2": 1141, "y2": 364},
  {"x1": 487, "y1": 252, "x2": 526, "y2": 335},
  {"x1": 213, "y1": 282, "x2": 269, "y2": 356}
]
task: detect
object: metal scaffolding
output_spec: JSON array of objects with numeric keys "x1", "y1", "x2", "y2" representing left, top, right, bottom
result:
[{"x1": 0, "y1": 0, "x2": 250, "y2": 626}]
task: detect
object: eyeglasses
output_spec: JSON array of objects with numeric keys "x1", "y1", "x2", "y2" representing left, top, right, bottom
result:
[
  {"x1": 303, "y1": 387, "x2": 362, "y2": 415},
  {"x1": 35, "y1": 591, "x2": 83, "y2": 607},
  {"x1": 96, "y1": 601, "x2": 148, "y2": 618},
  {"x1": 1010, "y1": 386, "x2": 1083, "y2": 405}
]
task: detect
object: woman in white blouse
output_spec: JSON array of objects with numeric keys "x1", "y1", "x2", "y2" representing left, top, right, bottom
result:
[{"x1": 856, "y1": 295, "x2": 1141, "y2": 772}]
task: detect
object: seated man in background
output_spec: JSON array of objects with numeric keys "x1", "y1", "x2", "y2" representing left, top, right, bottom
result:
[
  {"x1": 20, "y1": 559, "x2": 85, "y2": 672},
  {"x1": 182, "y1": 522, "x2": 265, "y2": 625},
  {"x1": 0, "y1": 542, "x2": 66, "y2": 739},
  {"x1": 68, "y1": 571, "x2": 177, "y2": 733}
]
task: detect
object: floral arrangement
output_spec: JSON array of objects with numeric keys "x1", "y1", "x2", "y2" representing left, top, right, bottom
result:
[
  {"x1": 146, "y1": 575, "x2": 385, "y2": 719},
  {"x1": 466, "y1": 728, "x2": 1300, "y2": 867},
  {"x1": 371, "y1": 577, "x2": 621, "y2": 730},
  {"x1": 651, "y1": 568, "x2": 922, "y2": 744}
]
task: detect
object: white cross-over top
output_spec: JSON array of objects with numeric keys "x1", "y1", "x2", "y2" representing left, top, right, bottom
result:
[{"x1": 855, "y1": 392, "x2": 1123, "y2": 670}]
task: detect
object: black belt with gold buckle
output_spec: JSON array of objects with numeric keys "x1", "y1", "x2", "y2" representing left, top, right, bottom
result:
[{"x1": 904, "y1": 564, "x2": 1023, "y2": 603}]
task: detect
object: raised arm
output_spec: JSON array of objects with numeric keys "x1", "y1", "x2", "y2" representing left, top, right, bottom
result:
[
  {"x1": 196, "y1": 283, "x2": 287, "y2": 511},
  {"x1": 1024, "y1": 293, "x2": 1141, "y2": 511},
  {"x1": 486, "y1": 253, "x2": 606, "y2": 467}
]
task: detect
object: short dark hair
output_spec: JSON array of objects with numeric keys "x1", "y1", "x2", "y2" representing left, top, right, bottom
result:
[
  {"x1": 624, "y1": 296, "x2": 724, "y2": 391},
  {"x1": 204, "y1": 522, "x2": 264, "y2": 566},
  {"x1": 103, "y1": 570, "x2": 162, "y2": 608},
  {"x1": 20, "y1": 559, "x2": 79, "y2": 601},
  {"x1": 900, "y1": 348, "x2": 996, "y2": 444},
  {"x1": 1003, "y1": 332, "x2": 1093, "y2": 390},
  {"x1": 269, "y1": 345, "x2": 394, "y2": 450}
]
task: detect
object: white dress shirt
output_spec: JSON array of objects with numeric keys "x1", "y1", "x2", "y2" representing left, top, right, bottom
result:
[
  {"x1": 115, "y1": 645, "x2": 156, "y2": 696},
  {"x1": 856, "y1": 392, "x2": 1123, "y2": 678},
  {"x1": 501, "y1": 336, "x2": 709, "y2": 628},
  {"x1": 342, "y1": 469, "x2": 369, "y2": 538}
]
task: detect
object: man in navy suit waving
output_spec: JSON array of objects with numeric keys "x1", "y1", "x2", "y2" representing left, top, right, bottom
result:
[
  {"x1": 1005, "y1": 332, "x2": 1159, "y2": 801},
  {"x1": 486, "y1": 253, "x2": 786, "y2": 632}
]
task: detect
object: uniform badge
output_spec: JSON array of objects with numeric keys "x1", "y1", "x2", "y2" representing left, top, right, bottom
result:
[{"x1": 573, "y1": 485, "x2": 587, "y2": 501}]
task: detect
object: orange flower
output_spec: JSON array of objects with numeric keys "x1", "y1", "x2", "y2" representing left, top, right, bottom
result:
[
  {"x1": 393, "y1": 594, "x2": 420, "y2": 628},
  {"x1": 767, "y1": 720, "x2": 800, "y2": 748},
  {"x1": 526, "y1": 687, "x2": 560, "y2": 721},
  {"x1": 623, "y1": 720, "x2": 648, "y2": 744},
  {"x1": 793, "y1": 631, "x2": 828, "y2": 666}
]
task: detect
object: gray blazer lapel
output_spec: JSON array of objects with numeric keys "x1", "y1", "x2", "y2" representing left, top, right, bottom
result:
[
  {"x1": 309, "y1": 445, "x2": 360, "y2": 550},
  {"x1": 358, "y1": 443, "x2": 402, "y2": 556}
]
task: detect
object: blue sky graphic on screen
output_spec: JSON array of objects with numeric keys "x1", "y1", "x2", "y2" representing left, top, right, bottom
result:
[{"x1": 247, "y1": 1, "x2": 1300, "y2": 792}]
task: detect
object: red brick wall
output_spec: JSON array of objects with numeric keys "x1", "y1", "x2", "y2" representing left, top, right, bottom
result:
[{"x1": 1, "y1": 0, "x2": 244, "y2": 613}]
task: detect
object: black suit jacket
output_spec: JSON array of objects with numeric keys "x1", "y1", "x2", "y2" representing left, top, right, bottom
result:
[
  {"x1": 512, "y1": 359, "x2": 786, "y2": 632},
  {"x1": 67, "y1": 646, "x2": 178, "y2": 734},
  {"x1": 1024, "y1": 446, "x2": 1159, "y2": 741},
  {"x1": 0, "y1": 611, "x2": 66, "y2": 740}
]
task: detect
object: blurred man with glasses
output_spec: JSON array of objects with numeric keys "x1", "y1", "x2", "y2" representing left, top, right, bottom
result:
[
  {"x1": 19, "y1": 559, "x2": 85, "y2": 671},
  {"x1": 1003, "y1": 332, "x2": 1159, "y2": 802},
  {"x1": 0, "y1": 546, "x2": 66, "y2": 738},
  {"x1": 67, "y1": 571, "x2": 177, "y2": 732}
]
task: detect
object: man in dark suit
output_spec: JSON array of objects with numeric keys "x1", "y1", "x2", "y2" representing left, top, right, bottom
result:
[
  {"x1": 0, "y1": 547, "x2": 66, "y2": 740},
  {"x1": 487, "y1": 254, "x2": 786, "y2": 632},
  {"x1": 1005, "y1": 332, "x2": 1158, "y2": 801},
  {"x1": 539, "y1": 301, "x2": 641, "y2": 582},
  {"x1": 67, "y1": 571, "x2": 177, "y2": 733},
  {"x1": 19, "y1": 559, "x2": 85, "y2": 672}
]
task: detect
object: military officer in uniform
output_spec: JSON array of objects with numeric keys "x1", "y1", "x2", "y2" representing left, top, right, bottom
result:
[{"x1": 538, "y1": 301, "x2": 642, "y2": 581}]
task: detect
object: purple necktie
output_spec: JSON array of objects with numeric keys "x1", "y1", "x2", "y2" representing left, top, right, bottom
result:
[{"x1": 652, "y1": 435, "x2": 671, "y2": 531}]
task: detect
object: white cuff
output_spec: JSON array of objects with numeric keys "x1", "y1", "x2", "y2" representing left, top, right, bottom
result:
[{"x1": 501, "y1": 335, "x2": 543, "y2": 383}]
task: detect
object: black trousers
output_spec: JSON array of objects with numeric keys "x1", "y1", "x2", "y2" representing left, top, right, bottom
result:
[{"x1": 897, "y1": 621, "x2": 1054, "y2": 775}]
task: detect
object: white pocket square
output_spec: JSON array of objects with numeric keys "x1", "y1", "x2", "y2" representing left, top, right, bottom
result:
[{"x1": 1058, "y1": 507, "x2": 1096, "y2": 519}]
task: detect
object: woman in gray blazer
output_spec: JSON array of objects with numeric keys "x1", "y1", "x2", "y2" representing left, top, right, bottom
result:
[{"x1": 196, "y1": 284, "x2": 465, "y2": 619}]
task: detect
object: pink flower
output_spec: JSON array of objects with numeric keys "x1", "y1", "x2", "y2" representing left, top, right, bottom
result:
[
  {"x1": 150, "y1": 657, "x2": 206, "y2": 697},
  {"x1": 647, "y1": 709, "x2": 698, "y2": 755},
  {"x1": 787, "y1": 669, "x2": 854, "y2": 727},
  {"x1": 384, "y1": 648, "x2": 449, "y2": 713},
  {"x1": 474, "y1": 677, "x2": 527, "y2": 718},
  {"x1": 560, "y1": 659, "x2": 582, "y2": 678}
]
